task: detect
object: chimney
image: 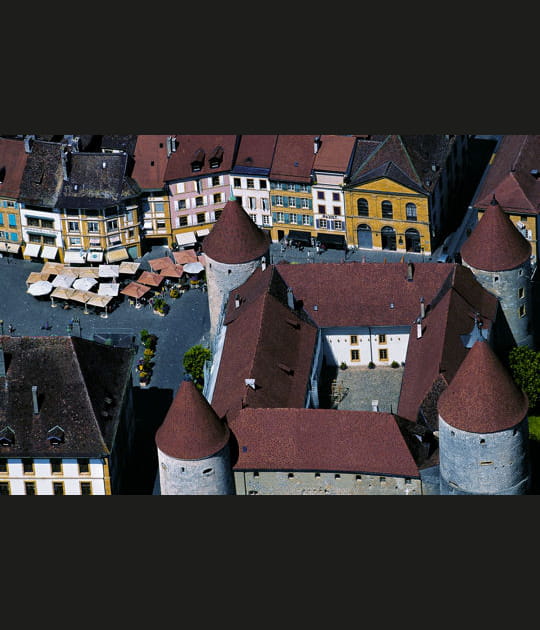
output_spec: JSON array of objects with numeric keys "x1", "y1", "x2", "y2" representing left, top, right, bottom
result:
[
  {"x1": 287, "y1": 287, "x2": 295, "y2": 310},
  {"x1": 261, "y1": 256, "x2": 266, "y2": 271},
  {"x1": 234, "y1": 293, "x2": 241, "y2": 309},
  {"x1": 371, "y1": 400, "x2": 379, "y2": 412},
  {"x1": 420, "y1": 296, "x2": 425, "y2": 319},
  {"x1": 314, "y1": 136, "x2": 321, "y2": 154},
  {"x1": 0, "y1": 345, "x2": 5, "y2": 377},
  {"x1": 24, "y1": 135, "x2": 35, "y2": 153},
  {"x1": 407, "y1": 262, "x2": 414, "y2": 281},
  {"x1": 31, "y1": 385, "x2": 39, "y2": 414},
  {"x1": 416, "y1": 318, "x2": 423, "y2": 339}
]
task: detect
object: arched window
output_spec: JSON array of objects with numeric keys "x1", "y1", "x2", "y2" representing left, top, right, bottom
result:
[
  {"x1": 405, "y1": 228, "x2": 421, "y2": 252},
  {"x1": 381, "y1": 226, "x2": 396, "y2": 250},
  {"x1": 357, "y1": 198, "x2": 369, "y2": 217},
  {"x1": 356, "y1": 224, "x2": 372, "y2": 248},
  {"x1": 406, "y1": 203, "x2": 417, "y2": 220},
  {"x1": 381, "y1": 200, "x2": 393, "y2": 219}
]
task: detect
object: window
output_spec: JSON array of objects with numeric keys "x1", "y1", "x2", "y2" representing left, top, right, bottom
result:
[
  {"x1": 261, "y1": 198, "x2": 269, "y2": 211},
  {"x1": 0, "y1": 460, "x2": 7, "y2": 473},
  {"x1": 8, "y1": 214, "x2": 17, "y2": 227},
  {"x1": 80, "y1": 482, "x2": 92, "y2": 495},
  {"x1": 494, "y1": 276, "x2": 499, "y2": 282},
  {"x1": 302, "y1": 198, "x2": 310, "y2": 209},
  {"x1": 351, "y1": 349, "x2": 360, "y2": 362},
  {"x1": 260, "y1": 180, "x2": 267, "y2": 189},
  {"x1": 317, "y1": 191, "x2": 324, "y2": 200},
  {"x1": 107, "y1": 219, "x2": 118, "y2": 231},
  {"x1": 25, "y1": 481, "x2": 36, "y2": 495},
  {"x1": 288, "y1": 197, "x2": 296, "y2": 207},
  {"x1": 319, "y1": 218, "x2": 327, "y2": 229},
  {"x1": 87, "y1": 221, "x2": 99, "y2": 233},
  {"x1": 274, "y1": 195, "x2": 284, "y2": 206},
  {"x1": 214, "y1": 210, "x2": 222, "y2": 221},
  {"x1": 303, "y1": 215, "x2": 311, "y2": 226},
  {"x1": 357, "y1": 198, "x2": 369, "y2": 216},
  {"x1": 276, "y1": 212, "x2": 285, "y2": 223},
  {"x1": 379, "y1": 348, "x2": 388, "y2": 361},
  {"x1": 405, "y1": 478, "x2": 412, "y2": 485},
  {"x1": 382, "y1": 200, "x2": 393, "y2": 219},
  {"x1": 0, "y1": 482, "x2": 10, "y2": 495},
  {"x1": 248, "y1": 197, "x2": 256, "y2": 210},
  {"x1": 332, "y1": 192, "x2": 340, "y2": 202},
  {"x1": 520, "y1": 215, "x2": 528, "y2": 223},
  {"x1": 247, "y1": 179, "x2": 255, "y2": 189},
  {"x1": 288, "y1": 473, "x2": 294, "y2": 479},
  {"x1": 78, "y1": 458, "x2": 90, "y2": 474},
  {"x1": 350, "y1": 335, "x2": 358, "y2": 345},
  {"x1": 213, "y1": 193, "x2": 222, "y2": 204},
  {"x1": 50, "y1": 458, "x2": 62, "y2": 474},
  {"x1": 43, "y1": 236, "x2": 56, "y2": 245},
  {"x1": 197, "y1": 213, "x2": 205, "y2": 224},
  {"x1": 406, "y1": 203, "x2": 417, "y2": 221},
  {"x1": 518, "y1": 287, "x2": 525, "y2": 299},
  {"x1": 289, "y1": 214, "x2": 298, "y2": 225},
  {"x1": 519, "y1": 305, "x2": 526, "y2": 318},
  {"x1": 335, "y1": 474, "x2": 341, "y2": 480},
  {"x1": 195, "y1": 197, "x2": 203, "y2": 207},
  {"x1": 333, "y1": 207, "x2": 341, "y2": 216},
  {"x1": 70, "y1": 237, "x2": 81, "y2": 246},
  {"x1": 53, "y1": 482, "x2": 65, "y2": 496},
  {"x1": 318, "y1": 205, "x2": 326, "y2": 214},
  {"x1": 334, "y1": 220, "x2": 343, "y2": 230},
  {"x1": 379, "y1": 334, "x2": 386, "y2": 344},
  {"x1": 68, "y1": 221, "x2": 79, "y2": 232},
  {"x1": 380, "y1": 477, "x2": 386, "y2": 483},
  {"x1": 196, "y1": 180, "x2": 202, "y2": 193},
  {"x1": 250, "y1": 214, "x2": 257, "y2": 223},
  {"x1": 233, "y1": 178, "x2": 241, "y2": 187},
  {"x1": 262, "y1": 215, "x2": 270, "y2": 225},
  {"x1": 22, "y1": 458, "x2": 34, "y2": 474},
  {"x1": 178, "y1": 200, "x2": 186, "y2": 210},
  {"x1": 212, "y1": 176, "x2": 220, "y2": 186},
  {"x1": 178, "y1": 216, "x2": 188, "y2": 227},
  {"x1": 288, "y1": 183, "x2": 295, "y2": 190},
  {"x1": 41, "y1": 219, "x2": 54, "y2": 230}
]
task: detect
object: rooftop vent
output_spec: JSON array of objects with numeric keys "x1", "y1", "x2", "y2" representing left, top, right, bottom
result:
[
  {"x1": 235, "y1": 293, "x2": 241, "y2": 309},
  {"x1": 420, "y1": 296, "x2": 426, "y2": 319},
  {"x1": 285, "y1": 318, "x2": 300, "y2": 329},
  {"x1": 245, "y1": 378, "x2": 256, "y2": 390},
  {"x1": 407, "y1": 262, "x2": 414, "y2": 281},
  {"x1": 277, "y1": 362, "x2": 294, "y2": 375}
]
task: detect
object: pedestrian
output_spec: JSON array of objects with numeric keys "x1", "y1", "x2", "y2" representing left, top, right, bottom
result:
[
  {"x1": 8, "y1": 324, "x2": 14, "y2": 334},
  {"x1": 316, "y1": 245, "x2": 320, "y2": 255}
]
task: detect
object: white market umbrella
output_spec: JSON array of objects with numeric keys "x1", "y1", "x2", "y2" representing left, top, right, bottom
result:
[
  {"x1": 52, "y1": 274, "x2": 76, "y2": 289},
  {"x1": 183, "y1": 261, "x2": 204, "y2": 274},
  {"x1": 27, "y1": 280, "x2": 54, "y2": 296},
  {"x1": 73, "y1": 277, "x2": 98, "y2": 291}
]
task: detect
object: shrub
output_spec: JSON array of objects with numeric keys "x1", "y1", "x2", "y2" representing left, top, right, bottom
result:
[
  {"x1": 153, "y1": 297, "x2": 168, "y2": 314},
  {"x1": 529, "y1": 416, "x2": 540, "y2": 441},
  {"x1": 391, "y1": 360, "x2": 400, "y2": 368},
  {"x1": 368, "y1": 361, "x2": 375, "y2": 369},
  {"x1": 140, "y1": 329, "x2": 150, "y2": 343},
  {"x1": 183, "y1": 345, "x2": 211, "y2": 389},
  {"x1": 340, "y1": 362, "x2": 347, "y2": 370},
  {"x1": 169, "y1": 288, "x2": 180, "y2": 299},
  {"x1": 508, "y1": 346, "x2": 540, "y2": 410},
  {"x1": 143, "y1": 348, "x2": 155, "y2": 358}
]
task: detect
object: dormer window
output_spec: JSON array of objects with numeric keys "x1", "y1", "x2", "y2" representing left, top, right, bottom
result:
[
  {"x1": 209, "y1": 145, "x2": 224, "y2": 169},
  {"x1": 0, "y1": 426, "x2": 15, "y2": 446},
  {"x1": 47, "y1": 425, "x2": 65, "y2": 446},
  {"x1": 191, "y1": 148, "x2": 205, "y2": 172}
]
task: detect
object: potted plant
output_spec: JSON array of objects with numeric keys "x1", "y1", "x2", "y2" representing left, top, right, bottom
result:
[
  {"x1": 368, "y1": 361, "x2": 376, "y2": 369},
  {"x1": 391, "y1": 360, "x2": 400, "y2": 368},
  {"x1": 340, "y1": 362, "x2": 347, "y2": 370},
  {"x1": 169, "y1": 287, "x2": 180, "y2": 299},
  {"x1": 153, "y1": 297, "x2": 168, "y2": 316},
  {"x1": 143, "y1": 348, "x2": 155, "y2": 360},
  {"x1": 139, "y1": 370, "x2": 150, "y2": 387}
]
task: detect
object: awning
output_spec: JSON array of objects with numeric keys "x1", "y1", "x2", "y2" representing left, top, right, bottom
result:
[
  {"x1": 287, "y1": 230, "x2": 312, "y2": 245},
  {"x1": 105, "y1": 247, "x2": 129, "y2": 263},
  {"x1": 64, "y1": 250, "x2": 87, "y2": 264},
  {"x1": 87, "y1": 249, "x2": 104, "y2": 263},
  {"x1": 0, "y1": 242, "x2": 20, "y2": 253},
  {"x1": 175, "y1": 231, "x2": 197, "y2": 246},
  {"x1": 24, "y1": 243, "x2": 42, "y2": 258},
  {"x1": 41, "y1": 245, "x2": 58, "y2": 260},
  {"x1": 316, "y1": 232, "x2": 347, "y2": 249},
  {"x1": 196, "y1": 228, "x2": 210, "y2": 237}
]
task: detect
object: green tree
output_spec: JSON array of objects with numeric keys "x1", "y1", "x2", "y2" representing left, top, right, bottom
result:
[
  {"x1": 183, "y1": 345, "x2": 211, "y2": 391},
  {"x1": 508, "y1": 346, "x2": 540, "y2": 410}
]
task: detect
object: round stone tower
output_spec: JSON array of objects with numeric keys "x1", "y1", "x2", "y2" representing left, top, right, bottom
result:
[
  {"x1": 155, "y1": 377, "x2": 235, "y2": 495},
  {"x1": 203, "y1": 196, "x2": 270, "y2": 340},
  {"x1": 460, "y1": 197, "x2": 533, "y2": 348},
  {"x1": 437, "y1": 340, "x2": 530, "y2": 495}
]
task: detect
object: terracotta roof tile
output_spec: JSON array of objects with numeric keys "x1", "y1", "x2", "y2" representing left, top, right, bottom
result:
[
  {"x1": 269, "y1": 134, "x2": 317, "y2": 183},
  {"x1": 437, "y1": 341, "x2": 528, "y2": 433},
  {"x1": 155, "y1": 378, "x2": 230, "y2": 460},
  {"x1": 313, "y1": 135, "x2": 357, "y2": 173},
  {"x1": 0, "y1": 138, "x2": 29, "y2": 199},
  {"x1": 460, "y1": 198, "x2": 531, "y2": 271},
  {"x1": 132, "y1": 135, "x2": 171, "y2": 190},
  {"x1": 202, "y1": 197, "x2": 270, "y2": 264},
  {"x1": 163, "y1": 135, "x2": 238, "y2": 181},
  {"x1": 233, "y1": 134, "x2": 278, "y2": 172}
]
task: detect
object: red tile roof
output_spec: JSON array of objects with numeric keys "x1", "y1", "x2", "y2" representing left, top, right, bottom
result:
[
  {"x1": 460, "y1": 198, "x2": 532, "y2": 271},
  {"x1": 202, "y1": 197, "x2": 270, "y2": 264},
  {"x1": 229, "y1": 408, "x2": 420, "y2": 477},
  {"x1": 437, "y1": 341, "x2": 528, "y2": 433},
  {"x1": 132, "y1": 135, "x2": 171, "y2": 190},
  {"x1": 163, "y1": 135, "x2": 238, "y2": 181},
  {"x1": 474, "y1": 135, "x2": 540, "y2": 213},
  {"x1": 269, "y1": 134, "x2": 317, "y2": 183},
  {"x1": 155, "y1": 378, "x2": 230, "y2": 460},
  {"x1": 0, "y1": 138, "x2": 29, "y2": 199},
  {"x1": 313, "y1": 135, "x2": 357, "y2": 173},
  {"x1": 234, "y1": 134, "x2": 278, "y2": 170}
]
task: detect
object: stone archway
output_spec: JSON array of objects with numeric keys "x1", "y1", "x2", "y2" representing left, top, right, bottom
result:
[{"x1": 357, "y1": 224, "x2": 373, "y2": 248}]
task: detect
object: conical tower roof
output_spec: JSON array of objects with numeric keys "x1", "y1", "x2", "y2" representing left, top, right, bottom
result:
[
  {"x1": 203, "y1": 197, "x2": 270, "y2": 264},
  {"x1": 461, "y1": 197, "x2": 531, "y2": 271},
  {"x1": 438, "y1": 341, "x2": 528, "y2": 433},
  {"x1": 155, "y1": 378, "x2": 230, "y2": 460}
]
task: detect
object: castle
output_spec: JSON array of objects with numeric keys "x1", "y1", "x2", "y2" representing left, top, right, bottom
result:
[{"x1": 154, "y1": 196, "x2": 534, "y2": 495}]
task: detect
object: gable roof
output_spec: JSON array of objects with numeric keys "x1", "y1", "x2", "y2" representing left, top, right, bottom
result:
[
  {"x1": 0, "y1": 138, "x2": 29, "y2": 200},
  {"x1": 269, "y1": 134, "x2": 317, "y2": 183},
  {"x1": 474, "y1": 135, "x2": 540, "y2": 213},
  {"x1": 131, "y1": 135, "x2": 171, "y2": 190},
  {"x1": 460, "y1": 198, "x2": 532, "y2": 271},
  {"x1": 232, "y1": 134, "x2": 278, "y2": 174},
  {"x1": 19, "y1": 140, "x2": 65, "y2": 208},
  {"x1": 0, "y1": 336, "x2": 134, "y2": 457},
  {"x1": 313, "y1": 135, "x2": 357, "y2": 174},
  {"x1": 229, "y1": 408, "x2": 420, "y2": 477},
  {"x1": 155, "y1": 378, "x2": 230, "y2": 460},
  {"x1": 437, "y1": 340, "x2": 528, "y2": 433},
  {"x1": 163, "y1": 135, "x2": 238, "y2": 182},
  {"x1": 202, "y1": 197, "x2": 270, "y2": 264}
]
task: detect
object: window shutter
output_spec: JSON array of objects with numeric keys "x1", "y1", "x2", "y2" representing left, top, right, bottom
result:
[
  {"x1": 272, "y1": 212, "x2": 277, "y2": 222},
  {"x1": 270, "y1": 181, "x2": 276, "y2": 189},
  {"x1": 271, "y1": 195, "x2": 276, "y2": 205},
  {"x1": 283, "y1": 197, "x2": 289, "y2": 207},
  {"x1": 329, "y1": 220, "x2": 334, "y2": 230},
  {"x1": 295, "y1": 184, "x2": 301, "y2": 192},
  {"x1": 309, "y1": 215, "x2": 314, "y2": 226},
  {"x1": 315, "y1": 219, "x2": 320, "y2": 228},
  {"x1": 307, "y1": 185, "x2": 311, "y2": 194},
  {"x1": 295, "y1": 198, "x2": 301, "y2": 209},
  {"x1": 308, "y1": 199, "x2": 313, "y2": 209},
  {"x1": 284, "y1": 213, "x2": 290, "y2": 223}
]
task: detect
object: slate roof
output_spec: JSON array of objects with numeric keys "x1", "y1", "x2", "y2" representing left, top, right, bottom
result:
[
  {"x1": 474, "y1": 135, "x2": 540, "y2": 213},
  {"x1": 100, "y1": 135, "x2": 138, "y2": 157},
  {"x1": 155, "y1": 378, "x2": 230, "y2": 460},
  {"x1": 131, "y1": 135, "x2": 171, "y2": 190},
  {"x1": 269, "y1": 134, "x2": 317, "y2": 183},
  {"x1": 232, "y1": 134, "x2": 278, "y2": 174},
  {"x1": 0, "y1": 138, "x2": 29, "y2": 199},
  {"x1": 19, "y1": 140, "x2": 65, "y2": 208},
  {"x1": 163, "y1": 135, "x2": 238, "y2": 181},
  {"x1": 0, "y1": 336, "x2": 134, "y2": 458},
  {"x1": 437, "y1": 340, "x2": 528, "y2": 433},
  {"x1": 460, "y1": 198, "x2": 532, "y2": 271},
  {"x1": 202, "y1": 197, "x2": 270, "y2": 264},
  {"x1": 229, "y1": 408, "x2": 420, "y2": 477}
]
